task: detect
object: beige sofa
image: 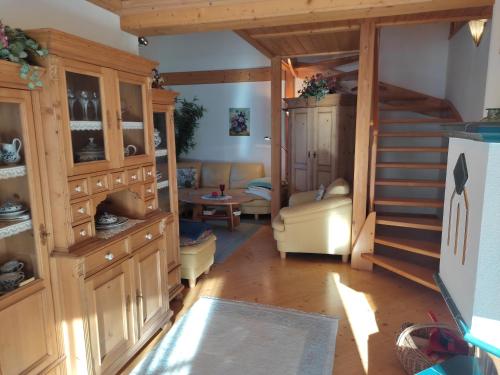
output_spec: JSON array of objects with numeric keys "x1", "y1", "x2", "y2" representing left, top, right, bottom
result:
[
  {"x1": 272, "y1": 178, "x2": 352, "y2": 262},
  {"x1": 177, "y1": 161, "x2": 271, "y2": 218}
]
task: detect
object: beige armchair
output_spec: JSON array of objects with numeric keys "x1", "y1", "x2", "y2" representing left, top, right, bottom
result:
[{"x1": 272, "y1": 178, "x2": 352, "y2": 262}]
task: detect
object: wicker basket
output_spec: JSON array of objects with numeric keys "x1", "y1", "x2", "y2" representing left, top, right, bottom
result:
[{"x1": 395, "y1": 323, "x2": 457, "y2": 374}]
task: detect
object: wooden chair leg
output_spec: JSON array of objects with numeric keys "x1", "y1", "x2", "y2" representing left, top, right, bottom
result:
[
  {"x1": 204, "y1": 267, "x2": 210, "y2": 275},
  {"x1": 342, "y1": 254, "x2": 349, "y2": 263},
  {"x1": 189, "y1": 278, "x2": 196, "y2": 288},
  {"x1": 280, "y1": 252, "x2": 286, "y2": 260}
]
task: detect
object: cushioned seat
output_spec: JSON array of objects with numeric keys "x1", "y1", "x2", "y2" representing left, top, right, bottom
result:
[
  {"x1": 272, "y1": 178, "x2": 353, "y2": 262},
  {"x1": 177, "y1": 161, "x2": 271, "y2": 218},
  {"x1": 180, "y1": 234, "x2": 217, "y2": 288}
]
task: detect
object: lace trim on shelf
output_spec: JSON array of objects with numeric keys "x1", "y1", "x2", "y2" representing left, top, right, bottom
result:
[
  {"x1": 0, "y1": 165, "x2": 27, "y2": 180},
  {"x1": 0, "y1": 220, "x2": 32, "y2": 239},
  {"x1": 70, "y1": 121, "x2": 103, "y2": 131}
]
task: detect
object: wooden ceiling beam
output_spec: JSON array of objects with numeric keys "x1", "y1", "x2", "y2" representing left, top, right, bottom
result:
[
  {"x1": 234, "y1": 30, "x2": 275, "y2": 58},
  {"x1": 160, "y1": 67, "x2": 272, "y2": 85},
  {"x1": 87, "y1": 0, "x2": 123, "y2": 12},
  {"x1": 251, "y1": 24, "x2": 361, "y2": 39},
  {"x1": 295, "y1": 55, "x2": 359, "y2": 69},
  {"x1": 112, "y1": 0, "x2": 493, "y2": 35},
  {"x1": 449, "y1": 21, "x2": 467, "y2": 39}
]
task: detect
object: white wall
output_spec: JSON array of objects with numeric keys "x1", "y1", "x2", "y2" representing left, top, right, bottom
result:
[
  {"x1": 379, "y1": 23, "x2": 450, "y2": 98},
  {"x1": 141, "y1": 31, "x2": 270, "y2": 71},
  {"x1": 484, "y1": 1, "x2": 500, "y2": 112},
  {"x1": 446, "y1": 23, "x2": 491, "y2": 121},
  {"x1": 141, "y1": 31, "x2": 272, "y2": 175},
  {"x1": 2, "y1": 0, "x2": 138, "y2": 55}
]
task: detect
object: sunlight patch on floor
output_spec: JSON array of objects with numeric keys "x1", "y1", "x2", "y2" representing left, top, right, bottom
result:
[{"x1": 333, "y1": 273, "x2": 379, "y2": 374}]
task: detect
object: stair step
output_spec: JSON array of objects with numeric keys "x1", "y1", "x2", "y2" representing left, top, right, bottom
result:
[
  {"x1": 378, "y1": 147, "x2": 448, "y2": 153},
  {"x1": 376, "y1": 215, "x2": 442, "y2": 231},
  {"x1": 380, "y1": 118, "x2": 456, "y2": 125},
  {"x1": 379, "y1": 131, "x2": 445, "y2": 138},
  {"x1": 374, "y1": 198, "x2": 444, "y2": 208},
  {"x1": 380, "y1": 103, "x2": 449, "y2": 112},
  {"x1": 377, "y1": 162, "x2": 447, "y2": 169},
  {"x1": 361, "y1": 253, "x2": 439, "y2": 291},
  {"x1": 376, "y1": 179, "x2": 445, "y2": 188},
  {"x1": 375, "y1": 234, "x2": 441, "y2": 258}
]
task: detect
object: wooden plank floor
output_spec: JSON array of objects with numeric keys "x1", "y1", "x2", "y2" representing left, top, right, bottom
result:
[{"x1": 122, "y1": 225, "x2": 453, "y2": 375}]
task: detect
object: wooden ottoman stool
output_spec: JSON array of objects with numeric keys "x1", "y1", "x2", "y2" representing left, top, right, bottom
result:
[{"x1": 180, "y1": 234, "x2": 217, "y2": 288}]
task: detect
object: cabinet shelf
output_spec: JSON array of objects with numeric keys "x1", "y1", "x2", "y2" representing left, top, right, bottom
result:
[
  {"x1": 122, "y1": 121, "x2": 144, "y2": 130},
  {"x1": 157, "y1": 180, "x2": 169, "y2": 190},
  {"x1": 0, "y1": 165, "x2": 27, "y2": 180},
  {"x1": 70, "y1": 121, "x2": 103, "y2": 131},
  {"x1": 0, "y1": 219, "x2": 32, "y2": 240},
  {"x1": 155, "y1": 148, "x2": 168, "y2": 157}
]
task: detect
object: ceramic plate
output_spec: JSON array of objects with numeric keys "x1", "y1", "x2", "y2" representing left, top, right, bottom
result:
[
  {"x1": 0, "y1": 209, "x2": 29, "y2": 218},
  {"x1": 96, "y1": 216, "x2": 128, "y2": 230},
  {"x1": 0, "y1": 214, "x2": 31, "y2": 222}
]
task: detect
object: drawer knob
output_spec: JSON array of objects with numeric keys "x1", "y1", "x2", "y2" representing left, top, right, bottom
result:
[
  {"x1": 148, "y1": 204, "x2": 154, "y2": 210},
  {"x1": 146, "y1": 188, "x2": 152, "y2": 194},
  {"x1": 104, "y1": 252, "x2": 114, "y2": 261},
  {"x1": 75, "y1": 185, "x2": 82, "y2": 193},
  {"x1": 115, "y1": 177, "x2": 122, "y2": 184},
  {"x1": 145, "y1": 233, "x2": 153, "y2": 240},
  {"x1": 147, "y1": 171, "x2": 153, "y2": 176},
  {"x1": 96, "y1": 180, "x2": 103, "y2": 187},
  {"x1": 131, "y1": 175, "x2": 137, "y2": 180},
  {"x1": 79, "y1": 229, "x2": 87, "y2": 237},
  {"x1": 78, "y1": 207, "x2": 86, "y2": 214}
]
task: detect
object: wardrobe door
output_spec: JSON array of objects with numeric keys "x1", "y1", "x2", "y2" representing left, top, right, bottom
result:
[
  {"x1": 312, "y1": 106, "x2": 338, "y2": 189},
  {"x1": 290, "y1": 108, "x2": 311, "y2": 193}
]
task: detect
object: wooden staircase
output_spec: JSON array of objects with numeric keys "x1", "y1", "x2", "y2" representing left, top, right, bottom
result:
[{"x1": 361, "y1": 84, "x2": 462, "y2": 291}]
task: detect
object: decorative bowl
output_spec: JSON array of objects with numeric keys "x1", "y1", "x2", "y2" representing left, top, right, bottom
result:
[
  {"x1": 95, "y1": 212, "x2": 119, "y2": 225},
  {"x1": 0, "y1": 200, "x2": 25, "y2": 214},
  {"x1": 77, "y1": 137, "x2": 105, "y2": 162}
]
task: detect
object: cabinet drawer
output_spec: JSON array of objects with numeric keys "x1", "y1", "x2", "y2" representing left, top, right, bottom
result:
[
  {"x1": 145, "y1": 197, "x2": 158, "y2": 214},
  {"x1": 143, "y1": 165, "x2": 155, "y2": 181},
  {"x1": 131, "y1": 222, "x2": 162, "y2": 251},
  {"x1": 71, "y1": 200, "x2": 92, "y2": 223},
  {"x1": 142, "y1": 182, "x2": 155, "y2": 199},
  {"x1": 127, "y1": 168, "x2": 143, "y2": 184},
  {"x1": 111, "y1": 171, "x2": 126, "y2": 190},
  {"x1": 68, "y1": 178, "x2": 89, "y2": 200},
  {"x1": 85, "y1": 239, "x2": 129, "y2": 276},
  {"x1": 90, "y1": 174, "x2": 109, "y2": 194},
  {"x1": 72, "y1": 221, "x2": 92, "y2": 244}
]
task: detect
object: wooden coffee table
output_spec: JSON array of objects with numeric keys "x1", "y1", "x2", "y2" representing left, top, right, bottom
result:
[{"x1": 179, "y1": 191, "x2": 254, "y2": 231}]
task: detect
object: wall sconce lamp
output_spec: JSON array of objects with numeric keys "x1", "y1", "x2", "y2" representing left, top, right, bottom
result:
[
  {"x1": 468, "y1": 19, "x2": 487, "y2": 47},
  {"x1": 138, "y1": 36, "x2": 149, "y2": 46}
]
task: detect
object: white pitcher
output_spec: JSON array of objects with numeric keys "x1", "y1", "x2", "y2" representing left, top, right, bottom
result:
[{"x1": 1, "y1": 138, "x2": 22, "y2": 165}]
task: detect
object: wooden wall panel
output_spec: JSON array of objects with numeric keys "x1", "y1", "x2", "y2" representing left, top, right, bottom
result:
[{"x1": 161, "y1": 67, "x2": 271, "y2": 85}]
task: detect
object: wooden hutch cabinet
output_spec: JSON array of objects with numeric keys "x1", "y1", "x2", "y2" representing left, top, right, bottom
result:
[
  {"x1": 0, "y1": 61, "x2": 65, "y2": 374},
  {"x1": 22, "y1": 29, "x2": 183, "y2": 374},
  {"x1": 152, "y1": 89, "x2": 183, "y2": 300}
]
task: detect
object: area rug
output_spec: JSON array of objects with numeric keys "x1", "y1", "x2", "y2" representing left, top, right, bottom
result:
[
  {"x1": 210, "y1": 220, "x2": 261, "y2": 263},
  {"x1": 131, "y1": 297, "x2": 339, "y2": 375}
]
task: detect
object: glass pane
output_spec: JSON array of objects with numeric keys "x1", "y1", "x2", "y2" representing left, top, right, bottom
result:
[
  {"x1": 120, "y1": 82, "x2": 145, "y2": 157},
  {"x1": 154, "y1": 111, "x2": 171, "y2": 213},
  {"x1": 0, "y1": 102, "x2": 39, "y2": 296},
  {"x1": 66, "y1": 71, "x2": 106, "y2": 164}
]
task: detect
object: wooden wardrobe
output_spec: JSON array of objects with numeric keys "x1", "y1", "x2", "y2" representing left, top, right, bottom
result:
[{"x1": 285, "y1": 94, "x2": 356, "y2": 194}]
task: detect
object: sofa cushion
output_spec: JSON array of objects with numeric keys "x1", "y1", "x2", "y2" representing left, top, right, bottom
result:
[
  {"x1": 177, "y1": 161, "x2": 202, "y2": 188},
  {"x1": 230, "y1": 163, "x2": 265, "y2": 189},
  {"x1": 324, "y1": 178, "x2": 350, "y2": 197},
  {"x1": 201, "y1": 162, "x2": 231, "y2": 188}
]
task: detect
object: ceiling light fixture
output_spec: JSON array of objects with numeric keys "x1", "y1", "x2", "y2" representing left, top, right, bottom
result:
[
  {"x1": 138, "y1": 36, "x2": 149, "y2": 46},
  {"x1": 468, "y1": 19, "x2": 487, "y2": 47}
]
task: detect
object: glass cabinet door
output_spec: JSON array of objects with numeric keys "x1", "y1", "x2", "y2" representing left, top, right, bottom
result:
[
  {"x1": 63, "y1": 63, "x2": 113, "y2": 174},
  {"x1": 153, "y1": 108, "x2": 171, "y2": 213},
  {"x1": 118, "y1": 72, "x2": 151, "y2": 165},
  {"x1": 0, "y1": 89, "x2": 47, "y2": 297}
]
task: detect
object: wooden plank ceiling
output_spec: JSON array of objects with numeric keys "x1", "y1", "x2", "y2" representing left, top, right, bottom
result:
[{"x1": 87, "y1": 0, "x2": 493, "y2": 37}]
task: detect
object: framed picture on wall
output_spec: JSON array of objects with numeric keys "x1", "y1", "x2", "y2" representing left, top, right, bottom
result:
[{"x1": 229, "y1": 108, "x2": 250, "y2": 136}]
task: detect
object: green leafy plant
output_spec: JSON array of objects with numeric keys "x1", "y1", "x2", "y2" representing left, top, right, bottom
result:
[
  {"x1": 298, "y1": 73, "x2": 337, "y2": 100},
  {"x1": 0, "y1": 22, "x2": 48, "y2": 89},
  {"x1": 174, "y1": 97, "x2": 206, "y2": 158}
]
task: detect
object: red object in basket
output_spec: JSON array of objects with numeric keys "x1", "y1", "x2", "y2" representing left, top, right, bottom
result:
[
  {"x1": 211, "y1": 191, "x2": 219, "y2": 197},
  {"x1": 426, "y1": 311, "x2": 469, "y2": 356}
]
